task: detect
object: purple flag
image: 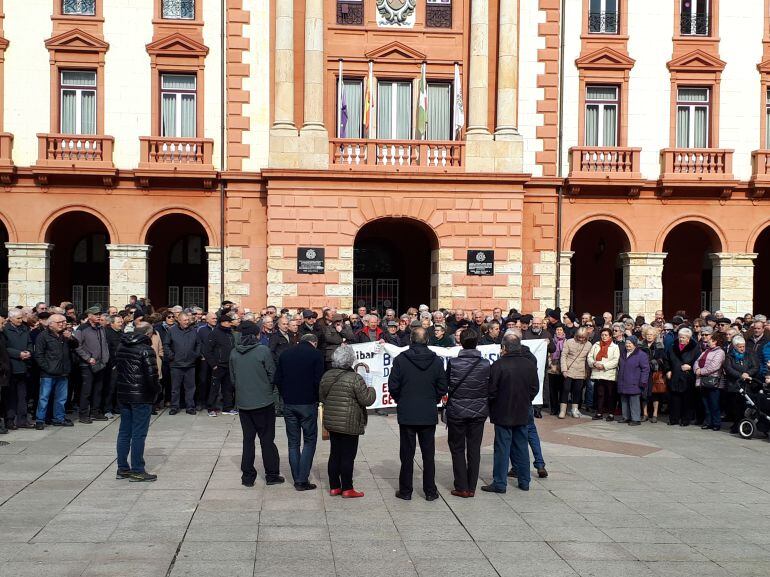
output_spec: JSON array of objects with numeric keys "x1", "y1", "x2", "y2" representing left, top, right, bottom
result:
[{"x1": 340, "y1": 89, "x2": 348, "y2": 139}]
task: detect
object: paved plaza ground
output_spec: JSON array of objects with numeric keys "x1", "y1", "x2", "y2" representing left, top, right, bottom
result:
[{"x1": 1, "y1": 410, "x2": 769, "y2": 577}]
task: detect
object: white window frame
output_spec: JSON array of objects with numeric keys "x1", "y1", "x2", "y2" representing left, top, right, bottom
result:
[
  {"x1": 584, "y1": 85, "x2": 619, "y2": 147},
  {"x1": 676, "y1": 87, "x2": 710, "y2": 148},
  {"x1": 681, "y1": 0, "x2": 710, "y2": 36},
  {"x1": 60, "y1": 70, "x2": 97, "y2": 135},
  {"x1": 62, "y1": 0, "x2": 95, "y2": 16},
  {"x1": 161, "y1": 74, "x2": 197, "y2": 138},
  {"x1": 377, "y1": 80, "x2": 412, "y2": 140},
  {"x1": 588, "y1": 0, "x2": 618, "y2": 34}
]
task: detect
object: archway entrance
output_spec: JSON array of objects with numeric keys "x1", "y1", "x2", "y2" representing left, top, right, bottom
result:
[
  {"x1": 0, "y1": 220, "x2": 7, "y2": 310},
  {"x1": 754, "y1": 225, "x2": 770, "y2": 315},
  {"x1": 354, "y1": 218, "x2": 438, "y2": 314},
  {"x1": 570, "y1": 220, "x2": 630, "y2": 316},
  {"x1": 662, "y1": 222, "x2": 721, "y2": 318},
  {"x1": 46, "y1": 212, "x2": 110, "y2": 310},
  {"x1": 146, "y1": 214, "x2": 209, "y2": 308}
]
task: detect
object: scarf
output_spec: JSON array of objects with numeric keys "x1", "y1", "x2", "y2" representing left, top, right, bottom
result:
[
  {"x1": 697, "y1": 346, "x2": 715, "y2": 369},
  {"x1": 730, "y1": 348, "x2": 745, "y2": 362},
  {"x1": 596, "y1": 340, "x2": 611, "y2": 362},
  {"x1": 552, "y1": 336, "x2": 565, "y2": 361}
]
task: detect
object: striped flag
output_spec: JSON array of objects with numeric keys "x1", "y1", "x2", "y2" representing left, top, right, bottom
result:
[
  {"x1": 453, "y1": 62, "x2": 465, "y2": 140},
  {"x1": 416, "y1": 62, "x2": 428, "y2": 140},
  {"x1": 363, "y1": 61, "x2": 374, "y2": 138}
]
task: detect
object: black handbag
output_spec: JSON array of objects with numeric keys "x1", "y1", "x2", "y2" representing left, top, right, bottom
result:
[
  {"x1": 700, "y1": 374, "x2": 720, "y2": 389},
  {"x1": 440, "y1": 357, "x2": 482, "y2": 425}
]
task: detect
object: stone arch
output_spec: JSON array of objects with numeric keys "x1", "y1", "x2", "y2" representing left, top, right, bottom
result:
[
  {"x1": 0, "y1": 211, "x2": 18, "y2": 243},
  {"x1": 747, "y1": 220, "x2": 770, "y2": 253},
  {"x1": 655, "y1": 215, "x2": 725, "y2": 254},
  {"x1": 40, "y1": 205, "x2": 118, "y2": 245},
  {"x1": 564, "y1": 213, "x2": 636, "y2": 253},
  {"x1": 140, "y1": 207, "x2": 216, "y2": 247},
  {"x1": 345, "y1": 197, "x2": 442, "y2": 241},
  {"x1": 752, "y1": 221, "x2": 770, "y2": 315}
]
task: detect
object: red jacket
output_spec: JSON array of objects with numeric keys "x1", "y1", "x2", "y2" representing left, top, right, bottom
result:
[{"x1": 356, "y1": 326, "x2": 383, "y2": 343}]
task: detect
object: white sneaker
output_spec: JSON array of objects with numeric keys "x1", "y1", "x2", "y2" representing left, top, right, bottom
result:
[
  {"x1": 104, "y1": 412, "x2": 114, "y2": 419},
  {"x1": 208, "y1": 410, "x2": 218, "y2": 417},
  {"x1": 571, "y1": 409, "x2": 582, "y2": 418},
  {"x1": 223, "y1": 409, "x2": 239, "y2": 416}
]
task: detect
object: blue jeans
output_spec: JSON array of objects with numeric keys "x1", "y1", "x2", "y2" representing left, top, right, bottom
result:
[
  {"x1": 116, "y1": 403, "x2": 153, "y2": 473},
  {"x1": 36, "y1": 377, "x2": 68, "y2": 424},
  {"x1": 701, "y1": 388, "x2": 721, "y2": 428},
  {"x1": 493, "y1": 424, "x2": 530, "y2": 491},
  {"x1": 283, "y1": 404, "x2": 318, "y2": 484},
  {"x1": 585, "y1": 379, "x2": 594, "y2": 409},
  {"x1": 510, "y1": 405, "x2": 545, "y2": 472}
]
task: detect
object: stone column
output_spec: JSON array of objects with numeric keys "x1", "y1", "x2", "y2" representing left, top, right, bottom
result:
[
  {"x1": 106, "y1": 244, "x2": 150, "y2": 308},
  {"x1": 465, "y1": 0, "x2": 491, "y2": 139},
  {"x1": 620, "y1": 252, "x2": 667, "y2": 319},
  {"x1": 205, "y1": 246, "x2": 222, "y2": 313},
  {"x1": 272, "y1": 0, "x2": 295, "y2": 130},
  {"x1": 6, "y1": 243, "x2": 52, "y2": 307},
  {"x1": 301, "y1": 0, "x2": 324, "y2": 132},
  {"x1": 495, "y1": 0, "x2": 519, "y2": 138},
  {"x1": 557, "y1": 251, "x2": 574, "y2": 311},
  {"x1": 709, "y1": 253, "x2": 757, "y2": 318}
]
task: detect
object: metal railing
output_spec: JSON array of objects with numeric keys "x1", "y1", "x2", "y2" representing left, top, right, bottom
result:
[
  {"x1": 680, "y1": 12, "x2": 710, "y2": 36},
  {"x1": 588, "y1": 11, "x2": 618, "y2": 34}
]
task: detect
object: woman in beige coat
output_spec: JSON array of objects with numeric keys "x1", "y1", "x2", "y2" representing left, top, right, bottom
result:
[
  {"x1": 559, "y1": 327, "x2": 592, "y2": 418},
  {"x1": 588, "y1": 328, "x2": 620, "y2": 421}
]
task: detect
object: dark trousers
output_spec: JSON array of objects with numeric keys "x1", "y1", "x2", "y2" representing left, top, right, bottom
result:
[
  {"x1": 447, "y1": 417, "x2": 485, "y2": 492},
  {"x1": 398, "y1": 424, "x2": 437, "y2": 496},
  {"x1": 102, "y1": 365, "x2": 118, "y2": 414},
  {"x1": 116, "y1": 403, "x2": 152, "y2": 473},
  {"x1": 328, "y1": 431, "x2": 359, "y2": 491},
  {"x1": 208, "y1": 366, "x2": 234, "y2": 411},
  {"x1": 669, "y1": 390, "x2": 690, "y2": 424},
  {"x1": 239, "y1": 404, "x2": 280, "y2": 484},
  {"x1": 160, "y1": 360, "x2": 172, "y2": 405},
  {"x1": 5, "y1": 373, "x2": 30, "y2": 425},
  {"x1": 171, "y1": 367, "x2": 196, "y2": 410},
  {"x1": 561, "y1": 377, "x2": 584, "y2": 404},
  {"x1": 196, "y1": 360, "x2": 211, "y2": 410},
  {"x1": 79, "y1": 366, "x2": 105, "y2": 418},
  {"x1": 283, "y1": 404, "x2": 318, "y2": 484},
  {"x1": 701, "y1": 388, "x2": 721, "y2": 428},
  {"x1": 594, "y1": 379, "x2": 616, "y2": 415},
  {"x1": 548, "y1": 373, "x2": 563, "y2": 413},
  {"x1": 727, "y1": 391, "x2": 746, "y2": 426}
]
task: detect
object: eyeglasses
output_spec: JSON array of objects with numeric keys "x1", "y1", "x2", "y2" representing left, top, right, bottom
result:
[{"x1": 584, "y1": 324, "x2": 594, "y2": 328}]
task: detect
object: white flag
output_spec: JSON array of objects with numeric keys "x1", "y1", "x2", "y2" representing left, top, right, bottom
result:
[{"x1": 453, "y1": 63, "x2": 465, "y2": 140}]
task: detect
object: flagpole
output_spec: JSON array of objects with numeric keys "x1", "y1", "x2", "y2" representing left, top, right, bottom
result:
[
  {"x1": 337, "y1": 59, "x2": 343, "y2": 138},
  {"x1": 422, "y1": 62, "x2": 428, "y2": 140},
  {"x1": 368, "y1": 60, "x2": 374, "y2": 139}
]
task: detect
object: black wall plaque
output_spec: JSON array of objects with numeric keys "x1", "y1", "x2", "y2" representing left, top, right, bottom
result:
[
  {"x1": 467, "y1": 250, "x2": 494, "y2": 276},
  {"x1": 297, "y1": 247, "x2": 325, "y2": 274}
]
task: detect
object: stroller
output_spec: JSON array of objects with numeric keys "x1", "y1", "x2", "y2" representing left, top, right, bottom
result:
[{"x1": 736, "y1": 378, "x2": 770, "y2": 440}]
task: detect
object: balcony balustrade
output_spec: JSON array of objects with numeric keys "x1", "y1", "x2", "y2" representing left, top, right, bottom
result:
[
  {"x1": 659, "y1": 148, "x2": 735, "y2": 197},
  {"x1": 329, "y1": 139, "x2": 465, "y2": 172}
]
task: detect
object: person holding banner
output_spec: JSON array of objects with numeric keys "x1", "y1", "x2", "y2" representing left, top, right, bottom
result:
[
  {"x1": 445, "y1": 330, "x2": 491, "y2": 498},
  {"x1": 389, "y1": 328, "x2": 448, "y2": 501},
  {"x1": 482, "y1": 333, "x2": 540, "y2": 494},
  {"x1": 319, "y1": 345, "x2": 376, "y2": 498}
]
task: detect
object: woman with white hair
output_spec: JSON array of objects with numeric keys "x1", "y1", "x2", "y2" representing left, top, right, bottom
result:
[
  {"x1": 319, "y1": 345, "x2": 376, "y2": 498},
  {"x1": 664, "y1": 327, "x2": 699, "y2": 426},
  {"x1": 723, "y1": 335, "x2": 759, "y2": 434}
]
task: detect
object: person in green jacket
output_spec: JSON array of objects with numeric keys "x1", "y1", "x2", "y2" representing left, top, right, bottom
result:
[{"x1": 230, "y1": 329, "x2": 283, "y2": 487}]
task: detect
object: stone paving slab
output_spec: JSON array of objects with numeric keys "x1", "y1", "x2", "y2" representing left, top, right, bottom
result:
[{"x1": 0, "y1": 410, "x2": 769, "y2": 576}]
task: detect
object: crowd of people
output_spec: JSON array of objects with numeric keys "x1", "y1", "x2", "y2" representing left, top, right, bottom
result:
[{"x1": 0, "y1": 297, "x2": 768, "y2": 493}]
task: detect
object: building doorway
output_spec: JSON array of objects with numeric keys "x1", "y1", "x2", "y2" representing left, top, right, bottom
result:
[
  {"x1": 754, "y1": 225, "x2": 770, "y2": 315},
  {"x1": 354, "y1": 218, "x2": 438, "y2": 314},
  {"x1": 662, "y1": 221, "x2": 720, "y2": 319},
  {"x1": 0, "y1": 220, "x2": 7, "y2": 310},
  {"x1": 146, "y1": 214, "x2": 209, "y2": 309},
  {"x1": 46, "y1": 211, "x2": 111, "y2": 310},
  {"x1": 570, "y1": 220, "x2": 630, "y2": 317}
]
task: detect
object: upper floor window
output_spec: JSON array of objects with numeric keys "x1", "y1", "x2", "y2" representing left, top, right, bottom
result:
[
  {"x1": 585, "y1": 86, "x2": 618, "y2": 147},
  {"x1": 339, "y1": 79, "x2": 363, "y2": 139},
  {"x1": 337, "y1": 0, "x2": 364, "y2": 26},
  {"x1": 427, "y1": 83, "x2": 452, "y2": 140},
  {"x1": 588, "y1": 0, "x2": 618, "y2": 34},
  {"x1": 378, "y1": 81, "x2": 412, "y2": 140},
  {"x1": 161, "y1": 74, "x2": 197, "y2": 138},
  {"x1": 60, "y1": 70, "x2": 97, "y2": 135},
  {"x1": 63, "y1": 0, "x2": 95, "y2": 15},
  {"x1": 426, "y1": 0, "x2": 452, "y2": 29},
  {"x1": 680, "y1": 0, "x2": 710, "y2": 36},
  {"x1": 162, "y1": 0, "x2": 195, "y2": 20},
  {"x1": 676, "y1": 87, "x2": 709, "y2": 148}
]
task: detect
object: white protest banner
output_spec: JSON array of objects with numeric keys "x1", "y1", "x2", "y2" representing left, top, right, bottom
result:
[{"x1": 349, "y1": 340, "x2": 548, "y2": 409}]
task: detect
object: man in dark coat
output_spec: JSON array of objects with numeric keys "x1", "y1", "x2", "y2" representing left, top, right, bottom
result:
[
  {"x1": 273, "y1": 333, "x2": 324, "y2": 491},
  {"x1": 74, "y1": 306, "x2": 111, "y2": 423},
  {"x1": 162, "y1": 312, "x2": 200, "y2": 415},
  {"x1": 2, "y1": 309, "x2": 35, "y2": 429},
  {"x1": 33, "y1": 314, "x2": 77, "y2": 429},
  {"x1": 196, "y1": 312, "x2": 217, "y2": 411},
  {"x1": 102, "y1": 315, "x2": 124, "y2": 418},
  {"x1": 322, "y1": 314, "x2": 356, "y2": 370},
  {"x1": 115, "y1": 323, "x2": 160, "y2": 482},
  {"x1": 388, "y1": 327, "x2": 448, "y2": 501},
  {"x1": 205, "y1": 312, "x2": 237, "y2": 416},
  {"x1": 482, "y1": 333, "x2": 539, "y2": 494},
  {"x1": 0, "y1": 333, "x2": 10, "y2": 434}
]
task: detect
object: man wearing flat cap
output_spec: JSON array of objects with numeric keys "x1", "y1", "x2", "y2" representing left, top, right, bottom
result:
[
  {"x1": 321, "y1": 313, "x2": 355, "y2": 370},
  {"x1": 74, "y1": 305, "x2": 111, "y2": 423}
]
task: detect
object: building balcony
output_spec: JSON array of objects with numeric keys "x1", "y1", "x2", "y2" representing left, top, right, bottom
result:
[
  {"x1": 658, "y1": 148, "x2": 736, "y2": 198},
  {"x1": 136, "y1": 137, "x2": 217, "y2": 188},
  {"x1": 749, "y1": 150, "x2": 770, "y2": 198},
  {"x1": 32, "y1": 133, "x2": 116, "y2": 185},
  {"x1": 0, "y1": 132, "x2": 14, "y2": 183},
  {"x1": 566, "y1": 146, "x2": 642, "y2": 196},
  {"x1": 329, "y1": 139, "x2": 465, "y2": 172}
]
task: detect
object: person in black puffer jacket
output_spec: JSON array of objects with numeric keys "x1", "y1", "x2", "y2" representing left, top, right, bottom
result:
[
  {"x1": 115, "y1": 323, "x2": 160, "y2": 482},
  {"x1": 388, "y1": 327, "x2": 448, "y2": 501},
  {"x1": 445, "y1": 330, "x2": 490, "y2": 497},
  {"x1": 205, "y1": 312, "x2": 237, "y2": 415}
]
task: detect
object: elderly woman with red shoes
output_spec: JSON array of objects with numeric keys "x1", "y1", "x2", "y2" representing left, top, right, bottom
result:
[{"x1": 319, "y1": 344, "x2": 376, "y2": 498}]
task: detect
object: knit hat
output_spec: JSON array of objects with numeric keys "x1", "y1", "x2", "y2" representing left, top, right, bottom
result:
[
  {"x1": 625, "y1": 335, "x2": 639, "y2": 347},
  {"x1": 565, "y1": 311, "x2": 577, "y2": 323}
]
